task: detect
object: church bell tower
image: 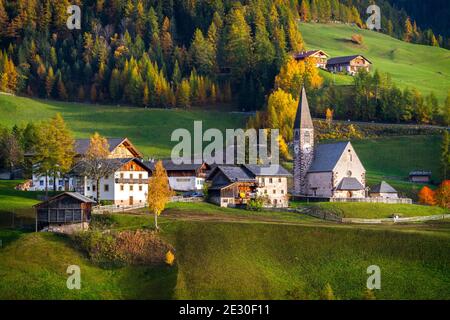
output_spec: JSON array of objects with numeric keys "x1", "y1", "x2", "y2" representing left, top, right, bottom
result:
[{"x1": 293, "y1": 87, "x2": 314, "y2": 195}]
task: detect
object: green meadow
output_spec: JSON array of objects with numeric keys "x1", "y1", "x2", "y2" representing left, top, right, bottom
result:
[
  {"x1": 299, "y1": 23, "x2": 450, "y2": 100},
  {"x1": 1, "y1": 210, "x2": 449, "y2": 300}
]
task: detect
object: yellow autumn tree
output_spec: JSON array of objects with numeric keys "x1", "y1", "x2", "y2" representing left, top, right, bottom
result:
[
  {"x1": 165, "y1": 250, "x2": 175, "y2": 266},
  {"x1": 326, "y1": 108, "x2": 334, "y2": 126},
  {"x1": 274, "y1": 56, "x2": 323, "y2": 100},
  {"x1": 148, "y1": 160, "x2": 173, "y2": 230},
  {"x1": 267, "y1": 88, "x2": 298, "y2": 143}
]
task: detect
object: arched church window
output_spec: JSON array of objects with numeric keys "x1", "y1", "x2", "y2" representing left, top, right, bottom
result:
[
  {"x1": 347, "y1": 170, "x2": 352, "y2": 177},
  {"x1": 348, "y1": 149, "x2": 352, "y2": 161}
]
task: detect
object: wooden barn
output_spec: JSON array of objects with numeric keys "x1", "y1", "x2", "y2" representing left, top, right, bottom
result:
[{"x1": 34, "y1": 192, "x2": 95, "y2": 233}]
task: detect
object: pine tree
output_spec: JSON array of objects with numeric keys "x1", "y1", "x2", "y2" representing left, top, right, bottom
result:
[
  {"x1": 0, "y1": 0, "x2": 8, "y2": 36},
  {"x1": 441, "y1": 131, "x2": 450, "y2": 180},
  {"x1": 176, "y1": 79, "x2": 191, "y2": 109},
  {"x1": 190, "y1": 28, "x2": 215, "y2": 76},
  {"x1": 160, "y1": 17, "x2": 173, "y2": 59}
]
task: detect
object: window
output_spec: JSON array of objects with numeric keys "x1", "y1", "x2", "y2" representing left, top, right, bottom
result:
[
  {"x1": 269, "y1": 178, "x2": 273, "y2": 183},
  {"x1": 273, "y1": 189, "x2": 276, "y2": 194},
  {"x1": 120, "y1": 185, "x2": 124, "y2": 191},
  {"x1": 304, "y1": 131, "x2": 311, "y2": 144},
  {"x1": 105, "y1": 175, "x2": 109, "y2": 179},
  {"x1": 40, "y1": 180, "x2": 44, "y2": 186},
  {"x1": 92, "y1": 185, "x2": 96, "y2": 191},
  {"x1": 347, "y1": 171, "x2": 352, "y2": 177},
  {"x1": 278, "y1": 178, "x2": 282, "y2": 183},
  {"x1": 130, "y1": 164, "x2": 135, "y2": 171},
  {"x1": 130, "y1": 173, "x2": 133, "y2": 179},
  {"x1": 120, "y1": 173, "x2": 124, "y2": 179},
  {"x1": 281, "y1": 189, "x2": 285, "y2": 194},
  {"x1": 348, "y1": 150, "x2": 352, "y2": 162},
  {"x1": 104, "y1": 184, "x2": 109, "y2": 192},
  {"x1": 130, "y1": 185, "x2": 134, "y2": 191},
  {"x1": 87, "y1": 186, "x2": 90, "y2": 191},
  {"x1": 139, "y1": 173, "x2": 142, "y2": 179},
  {"x1": 139, "y1": 185, "x2": 143, "y2": 191},
  {"x1": 264, "y1": 189, "x2": 267, "y2": 194}
]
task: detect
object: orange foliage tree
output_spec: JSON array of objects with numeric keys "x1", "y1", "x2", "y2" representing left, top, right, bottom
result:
[
  {"x1": 435, "y1": 180, "x2": 450, "y2": 209},
  {"x1": 418, "y1": 186, "x2": 436, "y2": 206}
]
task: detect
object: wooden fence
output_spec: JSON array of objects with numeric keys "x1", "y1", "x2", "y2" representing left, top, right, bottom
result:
[{"x1": 330, "y1": 197, "x2": 412, "y2": 204}]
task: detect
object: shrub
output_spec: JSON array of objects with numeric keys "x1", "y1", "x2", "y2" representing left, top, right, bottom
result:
[
  {"x1": 246, "y1": 196, "x2": 268, "y2": 211},
  {"x1": 351, "y1": 34, "x2": 364, "y2": 45},
  {"x1": 73, "y1": 229, "x2": 173, "y2": 267},
  {"x1": 90, "y1": 214, "x2": 116, "y2": 230}
]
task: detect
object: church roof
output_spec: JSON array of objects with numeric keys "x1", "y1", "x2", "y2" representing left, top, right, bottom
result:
[
  {"x1": 294, "y1": 87, "x2": 314, "y2": 129},
  {"x1": 308, "y1": 141, "x2": 350, "y2": 173},
  {"x1": 335, "y1": 177, "x2": 365, "y2": 191},
  {"x1": 371, "y1": 181, "x2": 397, "y2": 193}
]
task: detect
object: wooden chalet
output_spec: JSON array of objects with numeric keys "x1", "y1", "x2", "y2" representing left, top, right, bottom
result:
[
  {"x1": 326, "y1": 55, "x2": 372, "y2": 75},
  {"x1": 293, "y1": 50, "x2": 329, "y2": 69},
  {"x1": 207, "y1": 166, "x2": 258, "y2": 207},
  {"x1": 409, "y1": 171, "x2": 432, "y2": 184},
  {"x1": 34, "y1": 192, "x2": 95, "y2": 232}
]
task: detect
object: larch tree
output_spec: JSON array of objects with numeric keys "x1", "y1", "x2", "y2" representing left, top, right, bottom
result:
[
  {"x1": 441, "y1": 131, "x2": 450, "y2": 180},
  {"x1": 418, "y1": 186, "x2": 436, "y2": 206},
  {"x1": 80, "y1": 132, "x2": 118, "y2": 204},
  {"x1": 34, "y1": 114, "x2": 75, "y2": 195},
  {"x1": 147, "y1": 160, "x2": 172, "y2": 231}
]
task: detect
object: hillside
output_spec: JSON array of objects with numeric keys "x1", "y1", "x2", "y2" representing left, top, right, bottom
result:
[
  {"x1": 1, "y1": 212, "x2": 449, "y2": 300},
  {"x1": 0, "y1": 94, "x2": 246, "y2": 158},
  {"x1": 299, "y1": 23, "x2": 450, "y2": 101}
]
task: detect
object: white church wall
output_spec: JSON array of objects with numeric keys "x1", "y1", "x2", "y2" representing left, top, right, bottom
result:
[
  {"x1": 306, "y1": 172, "x2": 333, "y2": 198},
  {"x1": 332, "y1": 143, "x2": 366, "y2": 189}
]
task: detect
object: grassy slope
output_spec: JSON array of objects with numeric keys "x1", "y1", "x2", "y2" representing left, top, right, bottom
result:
[
  {"x1": 0, "y1": 94, "x2": 246, "y2": 158},
  {"x1": 313, "y1": 202, "x2": 447, "y2": 219},
  {"x1": 1, "y1": 213, "x2": 449, "y2": 300},
  {"x1": 300, "y1": 23, "x2": 450, "y2": 100}
]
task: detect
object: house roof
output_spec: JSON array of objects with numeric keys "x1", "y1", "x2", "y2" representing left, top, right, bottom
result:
[
  {"x1": 294, "y1": 87, "x2": 314, "y2": 129},
  {"x1": 34, "y1": 192, "x2": 96, "y2": 207},
  {"x1": 308, "y1": 141, "x2": 350, "y2": 173},
  {"x1": 409, "y1": 171, "x2": 432, "y2": 176},
  {"x1": 371, "y1": 181, "x2": 397, "y2": 193},
  {"x1": 335, "y1": 177, "x2": 365, "y2": 191},
  {"x1": 327, "y1": 55, "x2": 372, "y2": 65},
  {"x1": 243, "y1": 164, "x2": 291, "y2": 177},
  {"x1": 293, "y1": 50, "x2": 329, "y2": 60},
  {"x1": 70, "y1": 158, "x2": 152, "y2": 175},
  {"x1": 207, "y1": 165, "x2": 255, "y2": 183}
]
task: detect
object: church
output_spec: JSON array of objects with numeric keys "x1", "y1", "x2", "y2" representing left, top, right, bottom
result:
[{"x1": 293, "y1": 88, "x2": 367, "y2": 199}]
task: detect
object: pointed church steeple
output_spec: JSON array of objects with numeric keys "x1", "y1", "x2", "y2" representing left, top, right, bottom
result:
[
  {"x1": 293, "y1": 87, "x2": 314, "y2": 195},
  {"x1": 294, "y1": 87, "x2": 314, "y2": 129}
]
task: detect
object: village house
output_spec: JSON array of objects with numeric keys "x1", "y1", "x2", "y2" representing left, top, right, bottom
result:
[
  {"x1": 207, "y1": 164, "x2": 291, "y2": 208},
  {"x1": 293, "y1": 88, "x2": 367, "y2": 199},
  {"x1": 34, "y1": 192, "x2": 95, "y2": 233},
  {"x1": 326, "y1": 55, "x2": 372, "y2": 75},
  {"x1": 370, "y1": 181, "x2": 399, "y2": 199},
  {"x1": 30, "y1": 137, "x2": 153, "y2": 206},
  {"x1": 293, "y1": 50, "x2": 329, "y2": 69},
  {"x1": 70, "y1": 157, "x2": 152, "y2": 206},
  {"x1": 30, "y1": 137, "x2": 142, "y2": 191},
  {"x1": 409, "y1": 171, "x2": 432, "y2": 184},
  {"x1": 145, "y1": 159, "x2": 210, "y2": 191}
]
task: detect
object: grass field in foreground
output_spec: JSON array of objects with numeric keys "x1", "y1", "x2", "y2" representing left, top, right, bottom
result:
[
  {"x1": 300, "y1": 23, "x2": 450, "y2": 101},
  {"x1": 1, "y1": 216, "x2": 449, "y2": 300}
]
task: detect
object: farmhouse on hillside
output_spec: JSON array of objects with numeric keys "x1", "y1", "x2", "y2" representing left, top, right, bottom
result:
[
  {"x1": 34, "y1": 192, "x2": 95, "y2": 232},
  {"x1": 409, "y1": 171, "x2": 432, "y2": 184},
  {"x1": 144, "y1": 159, "x2": 210, "y2": 191},
  {"x1": 293, "y1": 88, "x2": 367, "y2": 199},
  {"x1": 207, "y1": 164, "x2": 291, "y2": 208},
  {"x1": 326, "y1": 55, "x2": 372, "y2": 75},
  {"x1": 293, "y1": 50, "x2": 329, "y2": 69}
]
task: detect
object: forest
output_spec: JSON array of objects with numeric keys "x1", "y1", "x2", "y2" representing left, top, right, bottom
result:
[{"x1": 0, "y1": 0, "x2": 449, "y2": 118}]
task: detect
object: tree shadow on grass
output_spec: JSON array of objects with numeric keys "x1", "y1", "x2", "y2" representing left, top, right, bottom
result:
[{"x1": 117, "y1": 264, "x2": 179, "y2": 300}]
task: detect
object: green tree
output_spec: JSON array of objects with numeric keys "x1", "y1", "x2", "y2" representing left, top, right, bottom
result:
[
  {"x1": 441, "y1": 131, "x2": 450, "y2": 180},
  {"x1": 189, "y1": 28, "x2": 215, "y2": 76}
]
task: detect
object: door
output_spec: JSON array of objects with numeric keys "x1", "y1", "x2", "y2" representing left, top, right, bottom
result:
[{"x1": 129, "y1": 196, "x2": 133, "y2": 205}]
